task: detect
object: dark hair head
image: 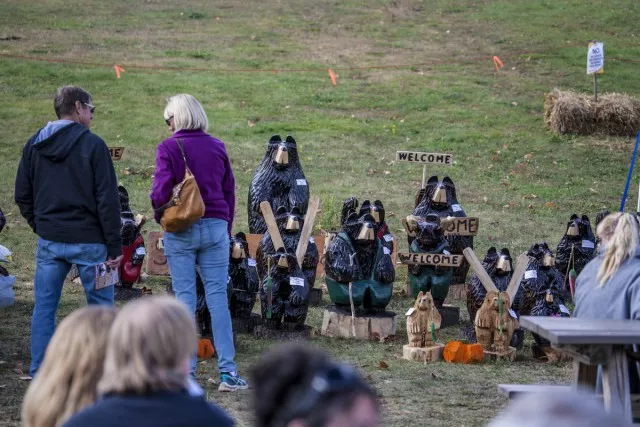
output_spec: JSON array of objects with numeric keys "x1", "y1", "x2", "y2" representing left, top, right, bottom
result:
[
  {"x1": 54, "y1": 86, "x2": 92, "y2": 118},
  {"x1": 251, "y1": 343, "x2": 378, "y2": 427}
]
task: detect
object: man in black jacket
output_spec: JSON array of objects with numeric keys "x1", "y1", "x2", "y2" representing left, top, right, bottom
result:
[{"x1": 15, "y1": 86, "x2": 122, "y2": 377}]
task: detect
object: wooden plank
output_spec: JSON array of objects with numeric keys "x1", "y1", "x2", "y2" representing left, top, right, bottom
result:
[
  {"x1": 259, "y1": 201, "x2": 285, "y2": 251},
  {"x1": 108, "y1": 146, "x2": 125, "y2": 160},
  {"x1": 498, "y1": 384, "x2": 572, "y2": 399},
  {"x1": 440, "y1": 217, "x2": 479, "y2": 236},
  {"x1": 462, "y1": 247, "x2": 498, "y2": 293},
  {"x1": 145, "y1": 231, "x2": 169, "y2": 276},
  {"x1": 505, "y1": 252, "x2": 529, "y2": 306},
  {"x1": 573, "y1": 361, "x2": 599, "y2": 390},
  {"x1": 603, "y1": 347, "x2": 633, "y2": 422},
  {"x1": 396, "y1": 151, "x2": 452, "y2": 165},
  {"x1": 520, "y1": 317, "x2": 640, "y2": 345},
  {"x1": 397, "y1": 252, "x2": 463, "y2": 267},
  {"x1": 296, "y1": 197, "x2": 320, "y2": 265}
]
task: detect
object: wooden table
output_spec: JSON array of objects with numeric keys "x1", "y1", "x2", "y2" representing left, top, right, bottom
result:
[{"x1": 520, "y1": 316, "x2": 640, "y2": 422}]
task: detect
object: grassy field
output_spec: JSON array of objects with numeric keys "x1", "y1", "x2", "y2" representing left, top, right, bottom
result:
[{"x1": 1, "y1": 0, "x2": 640, "y2": 425}]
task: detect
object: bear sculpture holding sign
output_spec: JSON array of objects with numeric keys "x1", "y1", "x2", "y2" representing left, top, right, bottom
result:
[
  {"x1": 407, "y1": 215, "x2": 454, "y2": 306},
  {"x1": 325, "y1": 212, "x2": 395, "y2": 314},
  {"x1": 412, "y1": 176, "x2": 472, "y2": 284},
  {"x1": 555, "y1": 214, "x2": 596, "y2": 282},
  {"x1": 248, "y1": 135, "x2": 310, "y2": 234},
  {"x1": 228, "y1": 232, "x2": 260, "y2": 319}
]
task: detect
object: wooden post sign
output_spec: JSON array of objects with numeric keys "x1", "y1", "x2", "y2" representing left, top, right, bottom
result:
[
  {"x1": 587, "y1": 41, "x2": 604, "y2": 102},
  {"x1": 396, "y1": 150, "x2": 453, "y2": 188},
  {"x1": 109, "y1": 147, "x2": 125, "y2": 161},
  {"x1": 440, "y1": 217, "x2": 479, "y2": 236},
  {"x1": 397, "y1": 252, "x2": 463, "y2": 267}
]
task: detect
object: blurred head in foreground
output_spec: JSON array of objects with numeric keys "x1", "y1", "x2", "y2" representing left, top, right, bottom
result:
[{"x1": 251, "y1": 343, "x2": 379, "y2": 427}]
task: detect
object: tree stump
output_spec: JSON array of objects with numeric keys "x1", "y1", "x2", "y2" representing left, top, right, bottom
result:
[
  {"x1": 321, "y1": 306, "x2": 396, "y2": 342},
  {"x1": 484, "y1": 346, "x2": 517, "y2": 362},
  {"x1": 402, "y1": 344, "x2": 444, "y2": 363}
]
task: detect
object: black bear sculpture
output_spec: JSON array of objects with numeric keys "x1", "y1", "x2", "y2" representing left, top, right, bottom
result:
[
  {"x1": 519, "y1": 242, "x2": 566, "y2": 316},
  {"x1": 594, "y1": 209, "x2": 611, "y2": 252},
  {"x1": 407, "y1": 215, "x2": 454, "y2": 306},
  {"x1": 411, "y1": 176, "x2": 472, "y2": 284},
  {"x1": 555, "y1": 214, "x2": 596, "y2": 280},
  {"x1": 255, "y1": 206, "x2": 319, "y2": 288},
  {"x1": 466, "y1": 247, "x2": 524, "y2": 349},
  {"x1": 118, "y1": 185, "x2": 146, "y2": 288},
  {"x1": 248, "y1": 135, "x2": 309, "y2": 234},
  {"x1": 325, "y1": 212, "x2": 395, "y2": 314},
  {"x1": 260, "y1": 248, "x2": 310, "y2": 328},
  {"x1": 228, "y1": 232, "x2": 259, "y2": 319},
  {"x1": 0, "y1": 207, "x2": 5, "y2": 234},
  {"x1": 358, "y1": 199, "x2": 394, "y2": 252}
]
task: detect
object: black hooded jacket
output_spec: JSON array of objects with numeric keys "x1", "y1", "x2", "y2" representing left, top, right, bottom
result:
[{"x1": 14, "y1": 122, "x2": 122, "y2": 258}]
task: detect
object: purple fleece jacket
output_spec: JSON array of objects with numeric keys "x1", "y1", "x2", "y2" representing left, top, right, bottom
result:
[{"x1": 150, "y1": 129, "x2": 236, "y2": 234}]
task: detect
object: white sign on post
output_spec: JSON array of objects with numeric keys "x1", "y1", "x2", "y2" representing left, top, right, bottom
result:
[{"x1": 587, "y1": 42, "x2": 604, "y2": 75}]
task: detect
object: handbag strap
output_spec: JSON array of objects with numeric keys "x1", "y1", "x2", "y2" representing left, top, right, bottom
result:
[{"x1": 175, "y1": 138, "x2": 193, "y2": 176}]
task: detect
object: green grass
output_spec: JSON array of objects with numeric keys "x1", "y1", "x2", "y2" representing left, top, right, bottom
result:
[{"x1": 1, "y1": 0, "x2": 639, "y2": 425}]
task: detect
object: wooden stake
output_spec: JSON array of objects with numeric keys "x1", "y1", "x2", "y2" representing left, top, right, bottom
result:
[
  {"x1": 421, "y1": 164, "x2": 427, "y2": 189},
  {"x1": 594, "y1": 74, "x2": 598, "y2": 102},
  {"x1": 505, "y1": 252, "x2": 529, "y2": 306},
  {"x1": 462, "y1": 248, "x2": 498, "y2": 293},
  {"x1": 260, "y1": 201, "x2": 285, "y2": 251},
  {"x1": 295, "y1": 197, "x2": 320, "y2": 265}
]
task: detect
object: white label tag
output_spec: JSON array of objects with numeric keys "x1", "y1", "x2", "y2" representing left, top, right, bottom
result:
[
  {"x1": 582, "y1": 240, "x2": 595, "y2": 249},
  {"x1": 290, "y1": 277, "x2": 305, "y2": 287},
  {"x1": 524, "y1": 270, "x2": 538, "y2": 280},
  {"x1": 296, "y1": 179, "x2": 307, "y2": 186},
  {"x1": 405, "y1": 307, "x2": 415, "y2": 316},
  {"x1": 135, "y1": 247, "x2": 146, "y2": 257},
  {"x1": 508, "y1": 309, "x2": 518, "y2": 319},
  {"x1": 451, "y1": 204, "x2": 462, "y2": 212},
  {"x1": 443, "y1": 249, "x2": 451, "y2": 256},
  {"x1": 383, "y1": 247, "x2": 391, "y2": 255},
  {"x1": 309, "y1": 237, "x2": 315, "y2": 244},
  {"x1": 383, "y1": 234, "x2": 393, "y2": 242},
  {"x1": 559, "y1": 304, "x2": 570, "y2": 315},
  {"x1": 248, "y1": 258, "x2": 257, "y2": 267},
  {"x1": 95, "y1": 264, "x2": 119, "y2": 290}
]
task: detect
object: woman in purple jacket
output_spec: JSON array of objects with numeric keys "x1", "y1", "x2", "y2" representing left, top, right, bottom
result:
[{"x1": 150, "y1": 94, "x2": 247, "y2": 392}]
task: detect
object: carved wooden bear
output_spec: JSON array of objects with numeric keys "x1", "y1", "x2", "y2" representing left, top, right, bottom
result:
[
  {"x1": 325, "y1": 212, "x2": 395, "y2": 314},
  {"x1": 555, "y1": 214, "x2": 596, "y2": 279},
  {"x1": 256, "y1": 206, "x2": 319, "y2": 288},
  {"x1": 407, "y1": 215, "x2": 453, "y2": 306},
  {"x1": 228, "y1": 232, "x2": 259, "y2": 319},
  {"x1": 519, "y1": 242, "x2": 565, "y2": 316},
  {"x1": 467, "y1": 247, "x2": 524, "y2": 348},
  {"x1": 260, "y1": 248, "x2": 310, "y2": 328},
  {"x1": 406, "y1": 291, "x2": 442, "y2": 348},
  {"x1": 248, "y1": 135, "x2": 309, "y2": 234},
  {"x1": 475, "y1": 291, "x2": 519, "y2": 353},
  {"x1": 412, "y1": 176, "x2": 472, "y2": 284}
]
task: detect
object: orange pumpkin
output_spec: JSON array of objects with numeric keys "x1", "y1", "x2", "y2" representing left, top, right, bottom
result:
[
  {"x1": 197, "y1": 338, "x2": 215, "y2": 360},
  {"x1": 443, "y1": 341, "x2": 484, "y2": 364}
]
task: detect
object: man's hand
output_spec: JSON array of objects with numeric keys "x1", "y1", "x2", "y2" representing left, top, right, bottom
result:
[{"x1": 105, "y1": 255, "x2": 124, "y2": 269}]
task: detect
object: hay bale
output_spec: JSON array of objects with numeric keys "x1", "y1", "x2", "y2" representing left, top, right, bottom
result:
[{"x1": 544, "y1": 89, "x2": 640, "y2": 137}]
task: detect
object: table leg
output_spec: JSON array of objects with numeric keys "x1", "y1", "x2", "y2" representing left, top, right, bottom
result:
[
  {"x1": 573, "y1": 360, "x2": 598, "y2": 391},
  {"x1": 602, "y1": 346, "x2": 632, "y2": 422}
]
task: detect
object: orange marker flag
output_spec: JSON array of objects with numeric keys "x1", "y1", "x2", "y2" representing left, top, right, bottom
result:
[
  {"x1": 328, "y1": 68, "x2": 337, "y2": 86},
  {"x1": 113, "y1": 65, "x2": 126, "y2": 79},
  {"x1": 492, "y1": 56, "x2": 504, "y2": 72}
]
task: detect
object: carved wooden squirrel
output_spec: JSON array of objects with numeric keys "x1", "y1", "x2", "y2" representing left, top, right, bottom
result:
[{"x1": 406, "y1": 291, "x2": 442, "y2": 347}]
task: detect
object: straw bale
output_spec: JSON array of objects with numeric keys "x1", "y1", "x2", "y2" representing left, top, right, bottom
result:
[{"x1": 544, "y1": 89, "x2": 640, "y2": 137}]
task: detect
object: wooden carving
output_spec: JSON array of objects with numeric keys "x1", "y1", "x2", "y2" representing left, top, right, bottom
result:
[{"x1": 406, "y1": 291, "x2": 442, "y2": 348}]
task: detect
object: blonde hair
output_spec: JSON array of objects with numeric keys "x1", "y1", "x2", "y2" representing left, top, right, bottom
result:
[
  {"x1": 22, "y1": 306, "x2": 117, "y2": 427},
  {"x1": 98, "y1": 296, "x2": 197, "y2": 395},
  {"x1": 596, "y1": 212, "x2": 639, "y2": 286},
  {"x1": 163, "y1": 94, "x2": 209, "y2": 132}
]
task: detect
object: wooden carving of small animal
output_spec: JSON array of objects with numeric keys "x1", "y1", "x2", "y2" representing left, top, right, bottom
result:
[{"x1": 406, "y1": 291, "x2": 442, "y2": 348}]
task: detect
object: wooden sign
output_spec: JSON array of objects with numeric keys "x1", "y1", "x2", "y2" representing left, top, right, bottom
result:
[
  {"x1": 109, "y1": 147, "x2": 125, "y2": 161},
  {"x1": 146, "y1": 231, "x2": 169, "y2": 276},
  {"x1": 396, "y1": 151, "x2": 452, "y2": 166},
  {"x1": 441, "y1": 217, "x2": 479, "y2": 236},
  {"x1": 397, "y1": 252, "x2": 463, "y2": 267}
]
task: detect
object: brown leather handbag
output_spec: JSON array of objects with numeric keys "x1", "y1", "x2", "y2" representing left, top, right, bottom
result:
[{"x1": 157, "y1": 138, "x2": 205, "y2": 233}]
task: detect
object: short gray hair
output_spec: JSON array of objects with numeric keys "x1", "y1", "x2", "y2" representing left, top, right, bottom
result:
[
  {"x1": 488, "y1": 390, "x2": 633, "y2": 427},
  {"x1": 54, "y1": 86, "x2": 92, "y2": 118},
  {"x1": 163, "y1": 94, "x2": 209, "y2": 132}
]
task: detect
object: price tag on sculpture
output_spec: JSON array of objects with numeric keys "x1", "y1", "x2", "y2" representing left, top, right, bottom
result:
[
  {"x1": 108, "y1": 147, "x2": 125, "y2": 161},
  {"x1": 396, "y1": 151, "x2": 452, "y2": 165},
  {"x1": 383, "y1": 247, "x2": 391, "y2": 255},
  {"x1": 440, "y1": 217, "x2": 479, "y2": 236},
  {"x1": 451, "y1": 204, "x2": 462, "y2": 212},
  {"x1": 443, "y1": 249, "x2": 451, "y2": 255},
  {"x1": 248, "y1": 258, "x2": 257, "y2": 267},
  {"x1": 309, "y1": 237, "x2": 315, "y2": 243},
  {"x1": 290, "y1": 277, "x2": 305, "y2": 287},
  {"x1": 559, "y1": 304, "x2": 570, "y2": 315},
  {"x1": 405, "y1": 307, "x2": 415, "y2": 316},
  {"x1": 508, "y1": 309, "x2": 518, "y2": 319},
  {"x1": 582, "y1": 240, "x2": 595, "y2": 249},
  {"x1": 95, "y1": 263, "x2": 119, "y2": 290},
  {"x1": 383, "y1": 234, "x2": 393, "y2": 242},
  {"x1": 135, "y1": 247, "x2": 146, "y2": 257},
  {"x1": 524, "y1": 270, "x2": 538, "y2": 280},
  {"x1": 296, "y1": 179, "x2": 307, "y2": 186},
  {"x1": 397, "y1": 252, "x2": 463, "y2": 267}
]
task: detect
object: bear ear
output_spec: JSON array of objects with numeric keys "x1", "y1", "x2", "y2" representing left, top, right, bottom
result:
[
  {"x1": 570, "y1": 213, "x2": 579, "y2": 220},
  {"x1": 427, "y1": 176, "x2": 439, "y2": 185},
  {"x1": 358, "y1": 200, "x2": 371, "y2": 216},
  {"x1": 374, "y1": 200, "x2": 384, "y2": 209},
  {"x1": 285, "y1": 135, "x2": 296, "y2": 145},
  {"x1": 235, "y1": 232, "x2": 247, "y2": 242},
  {"x1": 443, "y1": 176, "x2": 454, "y2": 186},
  {"x1": 118, "y1": 185, "x2": 128, "y2": 195},
  {"x1": 581, "y1": 215, "x2": 590, "y2": 223},
  {"x1": 269, "y1": 135, "x2": 282, "y2": 144},
  {"x1": 501, "y1": 248, "x2": 511, "y2": 257},
  {"x1": 417, "y1": 291, "x2": 424, "y2": 299},
  {"x1": 346, "y1": 212, "x2": 359, "y2": 223},
  {"x1": 275, "y1": 206, "x2": 288, "y2": 216},
  {"x1": 487, "y1": 247, "x2": 497, "y2": 255}
]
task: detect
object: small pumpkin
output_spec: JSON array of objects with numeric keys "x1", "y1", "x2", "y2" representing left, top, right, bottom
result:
[
  {"x1": 443, "y1": 341, "x2": 484, "y2": 364},
  {"x1": 197, "y1": 338, "x2": 215, "y2": 360}
]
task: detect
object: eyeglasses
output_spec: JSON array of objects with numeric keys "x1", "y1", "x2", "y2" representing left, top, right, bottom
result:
[
  {"x1": 165, "y1": 116, "x2": 173, "y2": 126},
  {"x1": 83, "y1": 102, "x2": 96, "y2": 114}
]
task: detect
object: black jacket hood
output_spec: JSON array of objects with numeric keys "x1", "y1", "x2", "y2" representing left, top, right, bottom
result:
[{"x1": 32, "y1": 122, "x2": 89, "y2": 162}]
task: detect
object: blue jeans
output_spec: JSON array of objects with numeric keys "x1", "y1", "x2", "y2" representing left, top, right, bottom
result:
[
  {"x1": 164, "y1": 218, "x2": 236, "y2": 375},
  {"x1": 31, "y1": 238, "x2": 114, "y2": 376}
]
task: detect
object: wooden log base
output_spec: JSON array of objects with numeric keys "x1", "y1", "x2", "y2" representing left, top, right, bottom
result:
[
  {"x1": 253, "y1": 324, "x2": 313, "y2": 341},
  {"x1": 438, "y1": 304, "x2": 460, "y2": 328},
  {"x1": 446, "y1": 284, "x2": 467, "y2": 301},
  {"x1": 231, "y1": 313, "x2": 263, "y2": 334},
  {"x1": 484, "y1": 347, "x2": 517, "y2": 362},
  {"x1": 402, "y1": 344, "x2": 444, "y2": 363},
  {"x1": 308, "y1": 288, "x2": 323, "y2": 307},
  {"x1": 321, "y1": 307, "x2": 397, "y2": 342}
]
